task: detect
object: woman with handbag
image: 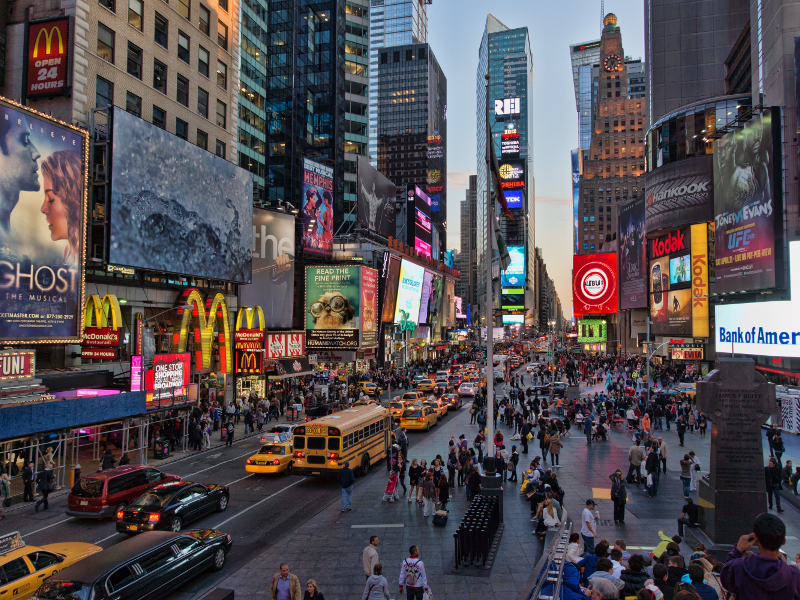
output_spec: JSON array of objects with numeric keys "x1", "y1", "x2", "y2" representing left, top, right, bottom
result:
[
  {"x1": 609, "y1": 468, "x2": 627, "y2": 524},
  {"x1": 508, "y1": 446, "x2": 520, "y2": 483}
]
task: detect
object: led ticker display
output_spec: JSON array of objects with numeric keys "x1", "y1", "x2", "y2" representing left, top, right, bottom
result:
[{"x1": 413, "y1": 186, "x2": 432, "y2": 258}]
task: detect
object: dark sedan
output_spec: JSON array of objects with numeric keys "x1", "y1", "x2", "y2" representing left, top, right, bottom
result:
[{"x1": 116, "y1": 482, "x2": 229, "y2": 534}]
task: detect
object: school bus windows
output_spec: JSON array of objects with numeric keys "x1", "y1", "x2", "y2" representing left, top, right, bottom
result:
[
  {"x1": 370, "y1": 423, "x2": 376, "y2": 436},
  {"x1": 308, "y1": 437, "x2": 325, "y2": 450},
  {"x1": 294, "y1": 437, "x2": 305, "y2": 449},
  {"x1": 328, "y1": 437, "x2": 340, "y2": 451}
]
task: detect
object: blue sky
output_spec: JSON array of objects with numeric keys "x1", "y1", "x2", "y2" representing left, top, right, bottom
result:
[{"x1": 429, "y1": 0, "x2": 645, "y2": 316}]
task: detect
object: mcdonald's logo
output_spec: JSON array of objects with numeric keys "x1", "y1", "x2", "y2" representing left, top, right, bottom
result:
[
  {"x1": 171, "y1": 288, "x2": 233, "y2": 374},
  {"x1": 33, "y1": 25, "x2": 64, "y2": 58},
  {"x1": 83, "y1": 294, "x2": 123, "y2": 331},
  {"x1": 236, "y1": 350, "x2": 262, "y2": 374}
]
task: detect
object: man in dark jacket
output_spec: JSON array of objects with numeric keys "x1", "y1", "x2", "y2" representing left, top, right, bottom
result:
[
  {"x1": 34, "y1": 465, "x2": 54, "y2": 512},
  {"x1": 687, "y1": 564, "x2": 719, "y2": 600},
  {"x1": 520, "y1": 420, "x2": 532, "y2": 454},
  {"x1": 225, "y1": 420, "x2": 235, "y2": 448},
  {"x1": 652, "y1": 563, "x2": 674, "y2": 600},
  {"x1": 645, "y1": 445, "x2": 660, "y2": 497},
  {"x1": 666, "y1": 556, "x2": 688, "y2": 588},
  {"x1": 765, "y1": 457, "x2": 784, "y2": 512},
  {"x1": 22, "y1": 461, "x2": 34, "y2": 502},
  {"x1": 676, "y1": 416, "x2": 687, "y2": 446},
  {"x1": 339, "y1": 461, "x2": 355, "y2": 512}
]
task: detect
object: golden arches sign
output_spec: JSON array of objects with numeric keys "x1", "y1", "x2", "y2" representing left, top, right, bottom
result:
[
  {"x1": 33, "y1": 25, "x2": 64, "y2": 58},
  {"x1": 235, "y1": 306, "x2": 265, "y2": 332},
  {"x1": 171, "y1": 289, "x2": 233, "y2": 374},
  {"x1": 83, "y1": 294, "x2": 123, "y2": 331}
]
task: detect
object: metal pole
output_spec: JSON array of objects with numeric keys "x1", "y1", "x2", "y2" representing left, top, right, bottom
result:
[
  {"x1": 484, "y1": 75, "x2": 495, "y2": 473},
  {"x1": 646, "y1": 318, "x2": 650, "y2": 404}
]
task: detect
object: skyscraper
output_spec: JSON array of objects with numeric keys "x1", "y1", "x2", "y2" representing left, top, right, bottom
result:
[
  {"x1": 459, "y1": 175, "x2": 478, "y2": 315},
  {"x1": 476, "y1": 15, "x2": 535, "y2": 326},
  {"x1": 570, "y1": 40, "x2": 601, "y2": 159},
  {"x1": 576, "y1": 14, "x2": 646, "y2": 256},
  {"x1": 368, "y1": 0, "x2": 428, "y2": 166}
]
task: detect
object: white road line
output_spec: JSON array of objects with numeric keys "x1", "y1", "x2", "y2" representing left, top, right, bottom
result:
[
  {"x1": 94, "y1": 532, "x2": 124, "y2": 544},
  {"x1": 351, "y1": 524, "x2": 404, "y2": 528},
  {"x1": 224, "y1": 473, "x2": 255, "y2": 487},
  {"x1": 183, "y1": 451, "x2": 254, "y2": 477},
  {"x1": 211, "y1": 478, "x2": 305, "y2": 529},
  {"x1": 24, "y1": 517, "x2": 74, "y2": 537}
]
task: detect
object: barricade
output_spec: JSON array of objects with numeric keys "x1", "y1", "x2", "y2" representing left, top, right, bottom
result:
[{"x1": 453, "y1": 495, "x2": 500, "y2": 568}]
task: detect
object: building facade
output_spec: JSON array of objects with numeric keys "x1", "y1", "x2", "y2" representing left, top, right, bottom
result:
[
  {"x1": 570, "y1": 40, "x2": 601, "y2": 159},
  {"x1": 458, "y1": 175, "x2": 478, "y2": 317}
]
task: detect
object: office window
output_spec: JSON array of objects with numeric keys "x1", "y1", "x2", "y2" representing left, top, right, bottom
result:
[
  {"x1": 127, "y1": 42, "x2": 142, "y2": 79},
  {"x1": 198, "y1": 46, "x2": 209, "y2": 77},
  {"x1": 216, "y1": 100, "x2": 226, "y2": 128},
  {"x1": 100, "y1": 0, "x2": 115, "y2": 12},
  {"x1": 176, "y1": 118, "x2": 188, "y2": 140},
  {"x1": 218, "y1": 0, "x2": 227, "y2": 10},
  {"x1": 215, "y1": 139, "x2": 225, "y2": 158},
  {"x1": 197, "y1": 88, "x2": 208, "y2": 118},
  {"x1": 178, "y1": 0, "x2": 190, "y2": 19},
  {"x1": 154, "y1": 12, "x2": 168, "y2": 47},
  {"x1": 393, "y1": 51, "x2": 399, "y2": 62},
  {"x1": 178, "y1": 31, "x2": 190, "y2": 63},
  {"x1": 197, "y1": 129, "x2": 208, "y2": 149},
  {"x1": 405, "y1": 49, "x2": 412, "y2": 61},
  {"x1": 380, "y1": 52, "x2": 387, "y2": 64},
  {"x1": 153, "y1": 59, "x2": 167, "y2": 93},
  {"x1": 125, "y1": 92, "x2": 142, "y2": 117},
  {"x1": 217, "y1": 61, "x2": 227, "y2": 89},
  {"x1": 97, "y1": 23, "x2": 115, "y2": 63},
  {"x1": 418, "y1": 47, "x2": 426, "y2": 60},
  {"x1": 217, "y1": 20, "x2": 227, "y2": 49},
  {"x1": 96, "y1": 76, "x2": 113, "y2": 107},
  {"x1": 152, "y1": 106, "x2": 166, "y2": 129},
  {"x1": 128, "y1": 0, "x2": 143, "y2": 29},
  {"x1": 198, "y1": 4, "x2": 210, "y2": 35},
  {"x1": 176, "y1": 74, "x2": 189, "y2": 106}
]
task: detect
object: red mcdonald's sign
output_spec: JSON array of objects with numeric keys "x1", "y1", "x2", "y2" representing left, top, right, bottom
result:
[{"x1": 26, "y1": 17, "x2": 71, "y2": 98}]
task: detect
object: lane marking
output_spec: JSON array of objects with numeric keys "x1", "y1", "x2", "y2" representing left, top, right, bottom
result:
[
  {"x1": 94, "y1": 532, "x2": 124, "y2": 544},
  {"x1": 24, "y1": 517, "x2": 74, "y2": 537},
  {"x1": 351, "y1": 524, "x2": 404, "y2": 528},
  {"x1": 224, "y1": 473, "x2": 255, "y2": 487},
  {"x1": 211, "y1": 478, "x2": 305, "y2": 528},
  {"x1": 183, "y1": 451, "x2": 254, "y2": 477}
]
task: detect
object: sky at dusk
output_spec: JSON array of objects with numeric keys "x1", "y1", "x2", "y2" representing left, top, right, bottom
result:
[{"x1": 428, "y1": 0, "x2": 645, "y2": 316}]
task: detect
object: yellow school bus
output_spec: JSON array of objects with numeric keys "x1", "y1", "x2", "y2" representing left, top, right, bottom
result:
[{"x1": 292, "y1": 405, "x2": 391, "y2": 476}]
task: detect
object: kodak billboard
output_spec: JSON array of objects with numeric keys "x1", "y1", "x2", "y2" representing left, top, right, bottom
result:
[{"x1": 26, "y1": 17, "x2": 71, "y2": 98}]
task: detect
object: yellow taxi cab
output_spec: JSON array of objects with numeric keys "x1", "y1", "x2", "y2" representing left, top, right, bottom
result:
[
  {"x1": 400, "y1": 391, "x2": 425, "y2": 403},
  {"x1": 245, "y1": 433, "x2": 294, "y2": 475},
  {"x1": 422, "y1": 398, "x2": 447, "y2": 418},
  {"x1": 0, "y1": 532, "x2": 102, "y2": 600},
  {"x1": 416, "y1": 379, "x2": 435, "y2": 393},
  {"x1": 353, "y1": 398, "x2": 379, "y2": 406},
  {"x1": 388, "y1": 400, "x2": 410, "y2": 419},
  {"x1": 399, "y1": 406, "x2": 438, "y2": 431},
  {"x1": 358, "y1": 381, "x2": 382, "y2": 397}
]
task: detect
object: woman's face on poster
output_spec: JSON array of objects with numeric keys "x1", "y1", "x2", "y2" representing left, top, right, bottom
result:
[{"x1": 40, "y1": 173, "x2": 69, "y2": 242}]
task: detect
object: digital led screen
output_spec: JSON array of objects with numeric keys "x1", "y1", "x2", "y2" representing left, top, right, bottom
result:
[
  {"x1": 305, "y1": 266, "x2": 367, "y2": 350},
  {"x1": 302, "y1": 158, "x2": 334, "y2": 257},
  {"x1": 669, "y1": 255, "x2": 690, "y2": 286},
  {"x1": 577, "y1": 318, "x2": 607, "y2": 343},
  {"x1": 573, "y1": 253, "x2": 618, "y2": 315},
  {"x1": 418, "y1": 270, "x2": 433, "y2": 324},
  {"x1": 503, "y1": 315, "x2": 524, "y2": 324},
  {"x1": 394, "y1": 259, "x2": 425, "y2": 326},
  {"x1": 356, "y1": 155, "x2": 395, "y2": 238},
  {"x1": 618, "y1": 195, "x2": 647, "y2": 309},
  {"x1": 504, "y1": 190, "x2": 522, "y2": 210},
  {"x1": 502, "y1": 293, "x2": 524, "y2": 309},
  {"x1": 381, "y1": 254, "x2": 402, "y2": 323},
  {"x1": 414, "y1": 186, "x2": 432, "y2": 258},
  {"x1": 501, "y1": 246, "x2": 525, "y2": 287}
]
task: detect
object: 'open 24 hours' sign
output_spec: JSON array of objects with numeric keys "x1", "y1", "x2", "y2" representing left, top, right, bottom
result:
[{"x1": 26, "y1": 17, "x2": 72, "y2": 98}]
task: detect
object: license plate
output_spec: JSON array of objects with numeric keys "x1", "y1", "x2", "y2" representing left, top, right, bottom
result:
[
  {"x1": 80, "y1": 501, "x2": 88, "y2": 506},
  {"x1": 128, "y1": 525, "x2": 137, "y2": 530},
  {"x1": 257, "y1": 461, "x2": 265, "y2": 465}
]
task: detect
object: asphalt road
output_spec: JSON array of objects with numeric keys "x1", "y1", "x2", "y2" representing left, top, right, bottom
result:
[{"x1": 6, "y1": 362, "x2": 538, "y2": 599}]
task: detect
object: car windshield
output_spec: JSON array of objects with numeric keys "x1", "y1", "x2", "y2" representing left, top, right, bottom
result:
[
  {"x1": 259, "y1": 445, "x2": 285, "y2": 455},
  {"x1": 70, "y1": 478, "x2": 104, "y2": 498},
  {"x1": 389, "y1": 403, "x2": 405, "y2": 409},
  {"x1": 403, "y1": 410, "x2": 423, "y2": 418},
  {"x1": 36, "y1": 582, "x2": 93, "y2": 600},
  {"x1": 131, "y1": 488, "x2": 176, "y2": 507},
  {"x1": 423, "y1": 402, "x2": 438, "y2": 408}
]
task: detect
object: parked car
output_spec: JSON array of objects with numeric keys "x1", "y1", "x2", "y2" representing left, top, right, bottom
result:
[
  {"x1": 115, "y1": 482, "x2": 230, "y2": 533},
  {"x1": 262, "y1": 424, "x2": 297, "y2": 441},
  {"x1": 67, "y1": 466, "x2": 180, "y2": 519},
  {"x1": 33, "y1": 531, "x2": 232, "y2": 600}
]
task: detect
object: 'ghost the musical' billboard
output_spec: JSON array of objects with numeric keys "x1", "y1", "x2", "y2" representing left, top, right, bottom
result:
[{"x1": 0, "y1": 98, "x2": 87, "y2": 342}]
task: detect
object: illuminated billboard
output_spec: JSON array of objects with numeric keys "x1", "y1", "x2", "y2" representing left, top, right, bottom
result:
[
  {"x1": 418, "y1": 271, "x2": 433, "y2": 325},
  {"x1": 109, "y1": 107, "x2": 253, "y2": 282},
  {"x1": 713, "y1": 109, "x2": 780, "y2": 293},
  {"x1": 577, "y1": 318, "x2": 607, "y2": 343},
  {"x1": 356, "y1": 155, "x2": 395, "y2": 238},
  {"x1": 645, "y1": 155, "x2": 713, "y2": 234},
  {"x1": 381, "y1": 254, "x2": 402, "y2": 323},
  {"x1": 25, "y1": 17, "x2": 72, "y2": 98},
  {"x1": 499, "y1": 160, "x2": 525, "y2": 190},
  {"x1": 413, "y1": 186, "x2": 432, "y2": 258},
  {"x1": 501, "y1": 246, "x2": 525, "y2": 287},
  {"x1": 573, "y1": 253, "x2": 618, "y2": 315},
  {"x1": 503, "y1": 315, "x2": 524, "y2": 324},
  {"x1": 393, "y1": 259, "x2": 425, "y2": 327},
  {"x1": 301, "y1": 158, "x2": 334, "y2": 257},
  {"x1": 504, "y1": 190, "x2": 522, "y2": 210},
  {"x1": 494, "y1": 97, "x2": 521, "y2": 116},
  {"x1": 618, "y1": 195, "x2": 647, "y2": 309},
  {"x1": 571, "y1": 149, "x2": 580, "y2": 255},
  {"x1": 0, "y1": 98, "x2": 88, "y2": 342}
]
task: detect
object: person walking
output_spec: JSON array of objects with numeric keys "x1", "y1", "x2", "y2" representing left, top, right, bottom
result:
[
  {"x1": 584, "y1": 412, "x2": 594, "y2": 446},
  {"x1": 627, "y1": 440, "x2": 644, "y2": 486},
  {"x1": 34, "y1": 465, "x2": 54, "y2": 513},
  {"x1": 537, "y1": 426, "x2": 549, "y2": 462},
  {"x1": 421, "y1": 471, "x2": 435, "y2": 517},
  {"x1": 438, "y1": 474, "x2": 450, "y2": 511},
  {"x1": 508, "y1": 445, "x2": 520, "y2": 483},
  {"x1": 520, "y1": 419, "x2": 532, "y2": 454},
  {"x1": 398, "y1": 546, "x2": 431, "y2": 600},
  {"x1": 676, "y1": 416, "x2": 687, "y2": 447},
  {"x1": 581, "y1": 499, "x2": 598, "y2": 555},
  {"x1": 22, "y1": 461, "x2": 34, "y2": 502},
  {"x1": 697, "y1": 412, "x2": 707, "y2": 437},
  {"x1": 225, "y1": 419, "x2": 235, "y2": 447},
  {"x1": 100, "y1": 448, "x2": 116, "y2": 470},
  {"x1": 657, "y1": 437, "x2": 668, "y2": 474},
  {"x1": 362, "y1": 536, "x2": 379, "y2": 580},
  {"x1": 609, "y1": 469, "x2": 627, "y2": 524},
  {"x1": 271, "y1": 563, "x2": 301, "y2": 600},
  {"x1": 549, "y1": 431, "x2": 563, "y2": 467},
  {"x1": 339, "y1": 460, "x2": 355, "y2": 512},
  {"x1": 362, "y1": 564, "x2": 390, "y2": 600},
  {"x1": 416, "y1": 459, "x2": 428, "y2": 504},
  {"x1": 765, "y1": 457, "x2": 784, "y2": 513},
  {"x1": 644, "y1": 444, "x2": 660, "y2": 497},
  {"x1": 446, "y1": 449, "x2": 457, "y2": 488},
  {"x1": 407, "y1": 459, "x2": 422, "y2": 501},
  {"x1": 679, "y1": 454, "x2": 693, "y2": 498},
  {"x1": 466, "y1": 466, "x2": 481, "y2": 501},
  {"x1": 773, "y1": 433, "x2": 785, "y2": 465},
  {"x1": 303, "y1": 580, "x2": 324, "y2": 600}
]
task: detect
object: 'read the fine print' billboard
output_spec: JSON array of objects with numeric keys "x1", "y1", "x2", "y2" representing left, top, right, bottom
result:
[
  {"x1": 302, "y1": 158, "x2": 334, "y2": 257},
  {"x1": 573, "y1": 253, "x2": 617, "y2": 316},
  {"x1": 713, "y1": 108, "x2": 781, "y2": 294},
  {"x1": 109, "y1": 107, "x2": 253, "y2": 283},
  {"x1": 0, "y1": 98, "x2": 88, "y2": 342}
]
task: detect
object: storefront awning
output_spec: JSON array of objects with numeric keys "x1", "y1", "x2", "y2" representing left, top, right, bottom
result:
[{"x1": 267, "y1": 357, "x2": 313, "y2": 380}]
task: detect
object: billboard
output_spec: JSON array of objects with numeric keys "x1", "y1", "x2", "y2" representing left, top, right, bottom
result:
[
  {"x1": 413, "y1": 186, "x2": 432, "y2": 258},
  {"x1": 25, "y1": 17, "x2": 71, "y2": 98},
  {"x1": 445, "y1": 279, "x2": 455, "y2": 328},
  {"x1": 501, "y1": 246, "x2": 525, "y2": 287},
  {"x1": 266, "y1": 332, "x2": 305, "y2": 358},
  {"x1": 305, "y1": 266, "x2": 377, "y2": 350},
  {"x1": 618, "y1": 195, "x2": 647, "y2": 309},
  {"x1": 381, "y1": 253, "x2": 401, "y2": 323},
  {"x1": 645, "y1": 155, "x2": 713, "y2": 234},
  {"x1": 0, "y1": 98, "x2": 88, "y2": 342},
  {"x1": 455, "y1": 296, "x2": 466, "y2": 319},
  {"x1": 669, "y1": 255, "x2": 690, "y2": 285},
  {"x1": 238, "y1": 208, "x2": 295, "y2": 329},
  {"x1": 713, "y1": 109, "x2": 780, "y2": 293},
  {"x1": 418, "y1": 270, "x2": 433, "y2": 325},
  {"x1": 356, "y1": 155, "x2": 395, "y2": 238},
  {"x1": 301, "y1": 158, "x2": 334, "y2": 257},
  {"x1": 571, "y1": 149, "x2": 580, "y2": 255},
  {"x1": 394, "y1": 259, "x2": 425, "y2": 327},
  {"x1": 494, "y1": 98, "x2": 521, "y2": 116},
  {"x1": 504, "y1": 190, "x2": 522, "y2": 210},
  {"x1": 716, "y1": 240, "x2": 800, "y2": 357},
  {"x1": 144, "y1": 353, "x2": 192, "y2": 400},
  {"x1": 109, "y1": 107, "x2": 253, "y2": 282},
  {"x1": 577, "y1": 318, "x2": 607, "y2": 343},
  {"x1": 503, "y1": 315, "x2": 524, "y2": 324},
  {"x1": 572, "y1": 253, "x2": 618, "y2": 315},
  {"x1": 498, "y1": 159, "x2": 525, "y2": 190}
]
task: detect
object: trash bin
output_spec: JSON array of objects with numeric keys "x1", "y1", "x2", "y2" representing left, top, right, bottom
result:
[{"x1": 153, "y1": 437, "x2": 170, "y2": 459}]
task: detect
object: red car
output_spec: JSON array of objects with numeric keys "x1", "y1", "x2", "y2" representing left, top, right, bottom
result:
[{"x1": 67, "y1": 465, "x2": 180, "y2": 519}]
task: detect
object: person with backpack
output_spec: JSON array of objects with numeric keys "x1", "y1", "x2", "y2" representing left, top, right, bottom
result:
[
  {"x1": 225, "y1": 420, "x2": 235, "y2": 447},
  {"x1": 398, "y1": 545, "x2": 431, "y2": 600}
]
